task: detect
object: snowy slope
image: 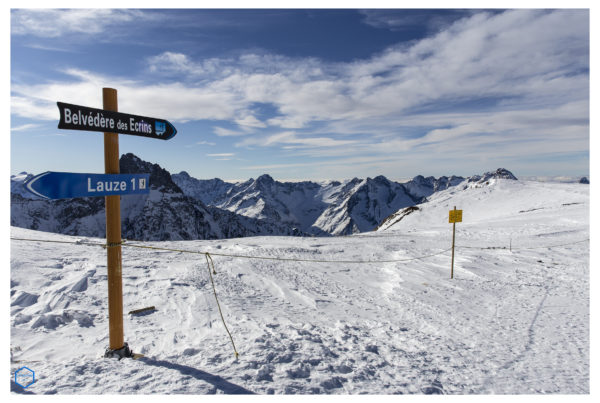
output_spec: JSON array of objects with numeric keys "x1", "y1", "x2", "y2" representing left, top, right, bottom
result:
[
  {"x1": 10, "y1": 178, "x2": 588, "y2": 394},
  {"x1": 378, "y1": 177, "x2": 587, "y2": 236}
]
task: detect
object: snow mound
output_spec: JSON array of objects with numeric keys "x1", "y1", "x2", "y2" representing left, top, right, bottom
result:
[{"x1": 378, "y1": 178, "x2": 587, "y2": 232}]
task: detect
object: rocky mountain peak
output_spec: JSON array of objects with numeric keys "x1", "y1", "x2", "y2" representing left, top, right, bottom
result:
[
  {"x1": 489, "y1": 168, "x2": 518, "y2": 180},
  {"x1": 469, "y1": 168, "x2": 517, "y2": 183},
  {"x1": 412, "y1": 175, "x2": 435, "y2": 185},
  {"x1": 372, "y1": 175, "x2": 390, "y2": 185},
  {"x1": 256, "y1": 174, "x2": 275, "y2": 185},
  {"x1": 120, "y1": 153, "x2": 182, "y2": 194}
]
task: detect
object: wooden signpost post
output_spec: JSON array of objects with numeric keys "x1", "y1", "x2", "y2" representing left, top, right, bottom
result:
[
  {"x1": 449, "y1": 206, "x2": 462, "y2": 279},
  {"x1": 103, "y1": 88, "x2": 125, "y2": 356},
  {"x1": 26, "y1": 88, "x2": 177, "y2": 359}
]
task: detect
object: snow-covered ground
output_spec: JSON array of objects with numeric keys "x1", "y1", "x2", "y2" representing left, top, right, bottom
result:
[{"x1": 10, "y1": 179, "x2": 589, "y2": 394}]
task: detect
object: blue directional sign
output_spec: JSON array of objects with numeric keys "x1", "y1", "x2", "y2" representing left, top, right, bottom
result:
[{"x1": 24, "y1": 172, "x2": 150, "y2": 200}]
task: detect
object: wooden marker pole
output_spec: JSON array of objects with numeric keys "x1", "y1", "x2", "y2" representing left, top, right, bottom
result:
[
  {"x1": 450, "y1": 206, "x2": 456, "y2": 279},
  {"x1": 103, "y1": 88, "x2": 124, "y2": 351}
]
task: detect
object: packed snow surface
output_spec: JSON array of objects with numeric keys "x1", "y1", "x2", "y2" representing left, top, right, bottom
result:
[{"x1": 10, "y1": 179, "x2": 589, "y2": 394}]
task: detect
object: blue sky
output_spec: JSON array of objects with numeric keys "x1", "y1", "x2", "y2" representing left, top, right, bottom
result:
[{"x1": 10, "y1": 7, "x2": 590, "y2": 181}]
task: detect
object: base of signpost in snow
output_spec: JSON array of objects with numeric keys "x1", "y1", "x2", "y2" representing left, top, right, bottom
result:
[{"x1": 103, "y1": 342, "x2": 134, "y2": 360}]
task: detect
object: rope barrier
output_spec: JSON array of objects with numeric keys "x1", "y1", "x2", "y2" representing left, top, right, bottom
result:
[
  {"x1": 9, "y1": 236, "x2": 453, "y2": 264},
  {"x1": 204, "y1": 252, "x2": 239, "y2": 359},
  {"x1": 10, "y1": 237, "x2": 101, "y2": 247},
  {"x1": 456, "y1": 238, "x2": 589, "y2": 251},
  {"x1": 511, "y1": 238, "x2": 589, "y2": 250},
  {"x1": 10, "y1": 235, "x2": 589, "y2": 263},
  {"x1": 122, "y1": 242, "x2": 453, "y2": 264}
]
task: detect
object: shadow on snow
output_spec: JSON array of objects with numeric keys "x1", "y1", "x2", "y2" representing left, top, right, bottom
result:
[{"x1": 139, "y1": 357, "x2": 255, "y2": 394}]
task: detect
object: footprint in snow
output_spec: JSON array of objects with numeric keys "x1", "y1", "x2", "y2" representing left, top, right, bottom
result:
[
  {"x1": 422, "y1": 380, "x2": 444, "y2": 394},
  {"x1": 286, "y1": 363, "x2": 311, "y2": 379},
  {"x1": 320, "y1": 376, "x2": 346, "y2": 390}
]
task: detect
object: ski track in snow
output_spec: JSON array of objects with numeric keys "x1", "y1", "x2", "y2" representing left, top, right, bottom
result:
[{"x1": 10, "y1": 180, "x2": 589, "y2": 394}]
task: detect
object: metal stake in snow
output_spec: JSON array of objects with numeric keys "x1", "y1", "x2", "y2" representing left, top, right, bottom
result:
[{"x1": 449, "y1": 206, "x2": 462, "y2": 279}]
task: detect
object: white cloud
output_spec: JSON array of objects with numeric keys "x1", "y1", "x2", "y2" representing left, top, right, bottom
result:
[
  {"x1": 11, "y1": 123, "x2": 41, "y2": 132},
  {"x1": 23, "y1": 43, "x2": 75, "y2": 53},
  {"x1": 11, "y1": 9, "x2": 588, "y2": 169},
  {"x1": 237, "y1": 131, "x2": 360, "y2": 149},
  {"x1": 214, "y1": 127, "x2": 248, "y2": 137},
  {"x1": 11, "y1": 69, "x2": 242, "y2": 122},
  {"x1": 11, "y1": 9, "x2": 151, "y2": 38},
  {"x1": 207, "y1": 153, "x2": 235, "y2": 158},
  {"x1": 235, "y1": 115, "x2": 267, "y2": 129},
  {"x1": 147, "y1": 52, "x2": 230, "y2": 79},
  {"x1": 266, "y1": 115, "x2": 309, "y2": 130},
  {"x1": 11, "y1": 96, "x2": 58, "y2": 121},
  {"x1": 359, "y1": 9, "x2": 475, "y2": 33},
  {"x1": 147, "y1": 52, "x2": 195, "y2": 74},
  {"x1": 184, "y1": 141, "x2": 216, "y2": 148}
]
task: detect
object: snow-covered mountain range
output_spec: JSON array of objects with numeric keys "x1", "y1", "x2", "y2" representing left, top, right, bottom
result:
[
  {"x1": 11, "y1": 153, "x2": 518, "y2": 240},
  {"x1": 172, "y1": 168, "x2": 513, "y2": 235},
  {"x1": 10, "y1": 154, "x2": 301, "y2": 241}
]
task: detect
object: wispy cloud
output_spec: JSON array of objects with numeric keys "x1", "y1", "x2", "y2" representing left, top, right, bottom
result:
[
  {"x1": 206, "y1": 152, "x2": 236, "y2": 161},
  {"x1": 22, "y1": 43, "x2": 76, "y2": 53},
  {"x1": 237, "y1": 131, "x2": 361, "y2": 149},
  {"x1": 235, "y1": 115, "x2": 267, "y2": 129},
  {"x1": 359, "y1": 9, "x2": 475, "y2": 33},
  {"x1": 11, "y1": 9, "x2": 588, "y2": 173},
  {"x1": 184, "y1": 140, "x2": 216, "y2": 148},
  {"x1": 11, "y1": 9, "x2": 152, "y2": 38},
  {"x1": 207, "y1": 153, "x2": 235, "y2": 157},
  {"x1": 146, "y1": 52, "x2": 229, "y2": 79},
  {"x1": 11, "y1": 68, "x2": 241, "y2": 121},
  {"x1": 11, "y1": 123, "x2": 41, "y2": 132},
  {"x1": 214, "y1": 127, "x2": 248, "y2": 137}
]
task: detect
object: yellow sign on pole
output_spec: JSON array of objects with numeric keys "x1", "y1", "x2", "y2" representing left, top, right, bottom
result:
[{"x1": 449, "y1": 209, "x2": 463, "y2": 223}]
